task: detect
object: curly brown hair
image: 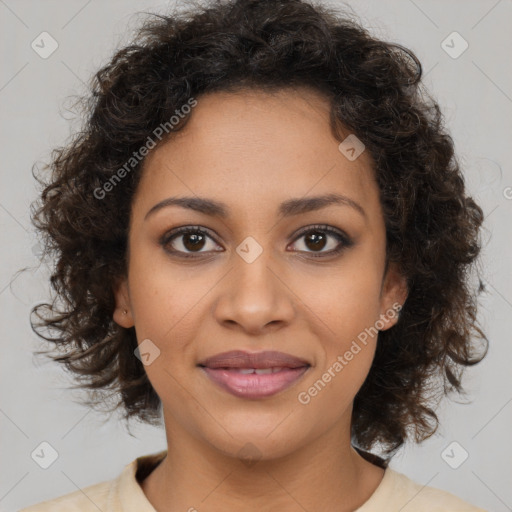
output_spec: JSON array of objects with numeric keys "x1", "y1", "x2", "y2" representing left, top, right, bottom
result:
[{"x1": 30, "y1": 0, "x2": 488, "y2": 460}]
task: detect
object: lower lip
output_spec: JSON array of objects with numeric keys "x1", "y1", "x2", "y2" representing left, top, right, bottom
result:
[{"x1": 200, "y1": 366, "x2": 309, "y2": 399}]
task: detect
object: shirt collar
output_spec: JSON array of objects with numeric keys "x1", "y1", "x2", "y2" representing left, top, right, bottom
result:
[{"x1": 113, "y1": 450, "x2": 167, "y2": 512}]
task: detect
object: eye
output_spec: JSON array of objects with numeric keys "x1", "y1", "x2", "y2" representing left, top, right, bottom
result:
[
  {"x1": 160, "y1": 224, "x2": 353, "y2": 260},
  {"x1": 160, "y1": 226, "x2": 222, "y2": 258},
  {"x1": 288, "y1": 224, "x2": 353, "y2": 257}
]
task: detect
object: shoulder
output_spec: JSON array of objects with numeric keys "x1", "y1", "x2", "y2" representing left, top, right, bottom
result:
[
  {"x1": 366, "y1": 468, "x2": 489, "y2": 512},
  {"x1": 17, "y1": 479, "x2": 113, "y2": 512},
  {"x1": 18, "y1": 450, "x2": 166, "y2": 512}
]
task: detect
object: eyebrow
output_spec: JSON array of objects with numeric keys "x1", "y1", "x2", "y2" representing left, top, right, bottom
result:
[{"x1": 144, "y1": 193, "x2": 366, "y2": 221}]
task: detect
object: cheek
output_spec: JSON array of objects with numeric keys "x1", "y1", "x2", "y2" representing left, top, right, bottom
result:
[
  {"x1": 295, "y1": 268, "x2": 382, "y2": 415},
  {"x1": 127, "y1": 245, "x2": 206, "y2": 341},
  {"x1": 295, "y1": 346, "x2": 375, "y2": 426},
  {"x1": 293, "y1": 251, "x2": 384, "y2": 397},
  {"x1": 296, "y1": 252, "x2": 384, "y2": 338},
  {"x1": 126, "y1": 253, "x2": 201, "y2": 411}
]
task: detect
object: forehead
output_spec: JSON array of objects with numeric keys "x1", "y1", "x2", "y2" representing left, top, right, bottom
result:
[{"x1": 135, "y1": 87, "x2": 381, "y2": 223}]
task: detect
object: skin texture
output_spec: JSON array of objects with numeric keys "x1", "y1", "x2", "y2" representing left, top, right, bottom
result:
[{"x1": 113, "y1": 87, "x2": 408, "y2": 512}]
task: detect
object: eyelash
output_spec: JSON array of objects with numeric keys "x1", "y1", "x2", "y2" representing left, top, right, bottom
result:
[{"x1": 159, "y1": 224, "x2": 353, "y2": 260}]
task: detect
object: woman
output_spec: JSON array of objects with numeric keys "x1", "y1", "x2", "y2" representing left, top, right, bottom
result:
[{"x1": 23, "y1": 0, "x2": 488, "y2": 510}]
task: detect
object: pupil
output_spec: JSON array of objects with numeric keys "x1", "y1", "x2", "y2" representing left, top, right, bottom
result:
[
  {"x1": 306, "y1": 231, "x2": 326, "y2": 251},
  {"x1": 184, "y1": 233, "x2": 205, "y2": 251}
]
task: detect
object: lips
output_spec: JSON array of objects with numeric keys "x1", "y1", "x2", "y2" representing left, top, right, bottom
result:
[
  {"x1": 198, "y1": 350, "x2": 310, "y2": 399},
  {"x1": 198, "y1": 350, "x2": 309, "y2": 369}
]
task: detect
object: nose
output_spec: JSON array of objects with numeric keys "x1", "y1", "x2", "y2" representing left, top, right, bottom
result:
[{"x1": 212, "y1": 249, "x2": 296, "y2": 335}]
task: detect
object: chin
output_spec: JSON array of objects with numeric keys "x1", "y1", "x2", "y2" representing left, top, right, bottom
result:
[
  {"x1": 215, "y1": 435, "x2": 299, "y2": 464},
  {"x1": 199, "y1": 416, "x2": 311, "y2": 462}
]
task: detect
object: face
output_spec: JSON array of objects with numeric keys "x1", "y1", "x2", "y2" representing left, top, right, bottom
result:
[{"x1": 113, "y1": 87, "x2": 407, "y2": 461}]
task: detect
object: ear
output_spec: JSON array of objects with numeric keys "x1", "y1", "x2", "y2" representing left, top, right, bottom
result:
[
  {"x1": 378, "y1": 262, "x2": 408, "y2": 331},
  {"x1": 112, "y1": 277, "x2": 134, "y2": 328}
]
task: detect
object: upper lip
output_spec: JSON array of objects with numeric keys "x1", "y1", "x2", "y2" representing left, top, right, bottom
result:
[{"x1": 198, "y1": 350, "x2": 310, "y2": 369}]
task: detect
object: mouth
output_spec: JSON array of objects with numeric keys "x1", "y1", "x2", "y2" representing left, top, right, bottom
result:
[{"x1": 197, "y1": 350, "x2": 310, "y2": 399}]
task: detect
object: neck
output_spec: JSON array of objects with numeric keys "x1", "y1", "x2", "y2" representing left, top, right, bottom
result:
[{"x1": 141, "y1": 415, "x2": 385, "y2": 512}]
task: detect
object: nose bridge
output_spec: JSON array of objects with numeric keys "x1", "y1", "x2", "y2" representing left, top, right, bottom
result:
[
  {"x1": 214, "y1": 236, "x2": 295, "y2": 331},
  {"x1": 233, "y1": 238, "x2": 281, "y2": 306},
  {"x1": 235, "y1": 241, "x2": 276, "y2": 295}
]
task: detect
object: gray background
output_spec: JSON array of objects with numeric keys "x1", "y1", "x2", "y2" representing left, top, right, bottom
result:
[{"x1": 1, "y1": 0, "x2": 511, "y2": 510}]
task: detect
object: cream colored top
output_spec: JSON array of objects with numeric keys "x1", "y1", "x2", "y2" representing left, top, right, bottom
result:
[{"x1": 19, "y1": 450, "x2": 487, "y2": 511}]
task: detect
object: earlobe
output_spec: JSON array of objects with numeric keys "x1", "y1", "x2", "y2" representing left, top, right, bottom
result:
[
  {"x1": 379, "y1": 263, "x2": 408, "y2": 331},
  {"x1": 112, "y1": 278, "x2": 134, "y2": 328}
]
